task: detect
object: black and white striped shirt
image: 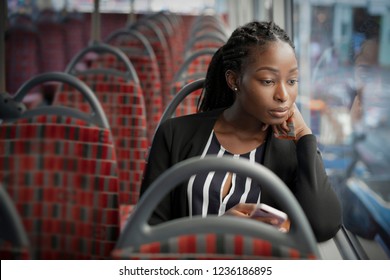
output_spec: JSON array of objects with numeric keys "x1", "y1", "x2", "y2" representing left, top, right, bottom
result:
[{"x1": 187, "y1": 130, "x2": 265, "y2": 217}]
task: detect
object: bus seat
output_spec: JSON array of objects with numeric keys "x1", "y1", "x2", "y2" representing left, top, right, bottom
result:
[
  {"x1": 133, "y1": 20, "x2": 173, "y2": 108},
  {"x1": 172, "y1": 48, "x2": 217, "y2": 83},
  {"x1": 65, "y1": 42, "x2": 140, "y2": 83},
  {"x1": 0, "y1": 73, "x2": 120, "y2": 259},
  {"x1": 153, "y1": 12, "x2": 186, "y2": 73},
  {"x1": 147, "y1": 12, "x2": 185, "y2": 74},
  {"x1": 113, "y1": 156, "x2": 321, "y2": 260},
  {"x1": 169, "y1": 76, "x2": 204, "y2": 117},
  {"x1": 106, "y1": 29, "x2": 163, "y2": 143},
  {"x1": 168, "y1": 49, "x2": 216, "y2": 117},
  {"x1": 55, "y1": 72, "x2": 148, "y2": 207},
  {"x1": 184, "y1": 33, "x2": 226, "y2": 59},
  {"x1": 83, "y1": 13, "x2": 128, "y2": 44},
  {"x1": 58, "y1": 48, "x2": 148, "y2": 208},
  {"x1": 112, "y1": 233, "x2": 315, "y2": 260},
  {"x1": 0, "y1": 184, "x2": 31, "y2": 260},
  {"x1": 190, "y1": 15, "x2": 229, "y2": 40},
  {"x1": 158, "y1": 78, "x2": 204, "y2": 130}
]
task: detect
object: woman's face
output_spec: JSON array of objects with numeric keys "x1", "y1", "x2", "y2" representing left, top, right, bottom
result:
[{"x1": 234, "y1": 41, "x2": 299, "y2": 126}]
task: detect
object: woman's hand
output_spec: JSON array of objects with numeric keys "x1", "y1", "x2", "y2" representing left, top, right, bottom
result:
[
  {"x1": 271, "y1": 103, "x2": 312, "y2": 142},
  {"x1": 223, "y1": 203, "x2": 257, "y2": 218},
  {"x1": 223, "y1": 203, "x2": 290, "y2": 232}
]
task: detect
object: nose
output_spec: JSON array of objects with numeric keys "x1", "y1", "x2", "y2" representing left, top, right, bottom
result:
[{"x1": 274, "y1": 83, "x2": 289, "y2": 102}]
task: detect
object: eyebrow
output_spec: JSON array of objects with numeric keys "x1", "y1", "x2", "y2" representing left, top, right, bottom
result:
[{"x1": 256, "y1": 66, "x2": 299, "y2": 73}]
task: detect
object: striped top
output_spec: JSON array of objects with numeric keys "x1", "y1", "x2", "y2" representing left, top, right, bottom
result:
[{"x1": 187, "y1": 130, "x2": 265, "y2": 217}]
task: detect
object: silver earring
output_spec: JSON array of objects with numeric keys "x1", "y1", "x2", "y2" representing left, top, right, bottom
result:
[{"x1": 234, "y1": 87, "x2": 238, "y2": 91}]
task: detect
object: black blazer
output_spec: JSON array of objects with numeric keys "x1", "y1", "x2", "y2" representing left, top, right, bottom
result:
[{"x1": 140, "y1": 108, "x2": 342, "y2": 242}]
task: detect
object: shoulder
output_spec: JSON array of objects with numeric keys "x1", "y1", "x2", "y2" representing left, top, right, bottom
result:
[
  {"x1": 160, "y1": 108, "x2": 224, "y2": 131},
  {"x1": 152, "y1": 109, "x2": 225, "y2": 160},
  {"x1": 154, "y1": 109, "x2": 224, "y2": 150}
]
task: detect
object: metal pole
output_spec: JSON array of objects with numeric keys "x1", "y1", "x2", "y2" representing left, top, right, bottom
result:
[
  {"x1": 90, "y1": 0, "x2": 101, "y2": 44},
  {"x1": 0, "y1": 0, "x2": 7, "y2": 93},
  {"x1": 127, "y1": 0, "x2": 136, "y2": 25},
  {"x1": 297, "y1": 0, "x2": 311, "y2": 128}
]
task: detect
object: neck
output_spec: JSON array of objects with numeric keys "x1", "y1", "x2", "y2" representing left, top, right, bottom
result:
[
  {"x1": 223, "y1": 107, "x2": 267, "y2": 135},
  {"x1": 214, "y1": 107, "x2": 268, "y2": 144},
  {"x1": 213, "y1": 108, "x2": 268, "y2": 154}
]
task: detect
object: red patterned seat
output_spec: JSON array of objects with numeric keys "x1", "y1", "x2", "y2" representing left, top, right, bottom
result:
[
  {"x1": 190, "y1": 15, "x2": 228, "y2": 39},
  {"x1": 0, "y1": 72, "x2": 121, "y2": 259},
  {"x1": 0, "y1": 113, "x2": 120, "y2": 259},
  {"x1": 112, "y1": 233, "x2": 316, "y2": 260},
  {"x1": 184, "y1": 36, "x2": 225, "y2": 59},
  {"x1": 0, "y1": 184, "x2": 31, "y2": 260},
  {"x1": 186, "y1": 40, "x2": 224, "y2": 56},
  {"x1": 83, "y1": 13, "x2": 128, "y2": 44},
  {"x1": 158, "y1": 79, "x2": 204, "y2": 129},
  {"x1": 61, "y1": 44, "x2": 148, "y2": 207},
  {"x1": 148, "y1": 13, "x2": 185, "y2": 74},
  {"x1": 179, "y1": 55, "x2": 214, "y2": 81},
  {"x1": 185, "y1": 15, "x2": 228, "y2": 59},
  {"x1": 127, "y1": 54, "x2": 162, "y2": 141},
  {"x1": 105, "y1": 30, "x2": 164, "y2": 142},
  {"x1": 54, "y1": 73, "x2": 148, "y2": 207},
  {"x1": 134, "y1": 21, "x2": 174, "y2": 108},
  {"x1": 169, "y1": 49, "x2": 216, "y2": 117},
  {"x1": 170, "y1": 78, "x2": 204, "y2": 117}
]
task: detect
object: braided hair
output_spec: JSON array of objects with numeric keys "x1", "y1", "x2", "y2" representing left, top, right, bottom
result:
[{"x1": 198, "y1": 21, "x2": 295, "y2": 112}]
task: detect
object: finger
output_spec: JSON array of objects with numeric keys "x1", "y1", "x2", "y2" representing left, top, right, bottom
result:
[
  {"x1": 278, "y1": 227, "x2": 288, "y2": 233},
  {"x1": 272, "y1": 125, "x2": 279, "y2": 136},
  {"x1": 261, "y1": 123, "x2": 269, "y2": 131},
  {"x1": 233, "y1": 203, "x2": 257, "y2": 215},
  {"x1": 261, "y1": 217, "x2": 279, "y2": 225},
  {"x1": 234, "y1": 211, "x2": 252, "y2": 218},
  {"x1": 280, "y1": 121, "x2": 289, "y2": 132},
  {"x1": 225, "y1": 208, "x2": 251, "y2": 218},
  {"x1": 273, "y1": 125, "x2": 287, "y2": 138},
  {"x1": 251, "y1": 216, "x2": 279, "y2": 226}
]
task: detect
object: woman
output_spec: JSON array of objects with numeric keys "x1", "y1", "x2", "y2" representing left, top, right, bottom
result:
[{"x1": 140, "y1": 21, "x2": 341, "y2": 242}]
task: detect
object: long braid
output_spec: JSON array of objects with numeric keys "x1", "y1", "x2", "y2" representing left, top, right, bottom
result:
[
  {"x1": 198, "y1": 21, "x2": 294, "y2": 112},
  {"x1": 198, "y1": 47, "x2": 234, "y2": 112}
]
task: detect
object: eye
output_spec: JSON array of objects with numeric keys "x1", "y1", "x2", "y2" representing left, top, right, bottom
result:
[
  {"x1": 287, "y1": 79, "x2": 299, "y2": 86},
  {"x1": 261, "y1": 80, "x2": 275, "y2": 86}
]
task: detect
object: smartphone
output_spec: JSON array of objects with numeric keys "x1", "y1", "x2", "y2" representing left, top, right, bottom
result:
[{"x1": 249, "y1": 203, "x2": 288, "y2": 226}]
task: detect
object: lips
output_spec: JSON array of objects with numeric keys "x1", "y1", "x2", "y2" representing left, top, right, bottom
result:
[{"x1": 269, "y1": 107, "x2": 289, "y2": 118}]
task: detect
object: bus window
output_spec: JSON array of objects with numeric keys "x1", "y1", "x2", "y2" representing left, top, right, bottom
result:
[{"x1": 293, "y1": 0, "x2": 390, "y2": 259}]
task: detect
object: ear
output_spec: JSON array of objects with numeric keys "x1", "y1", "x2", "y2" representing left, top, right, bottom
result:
[{"x1": 225, "y1": 70, "x2": 239, "y2": 91}]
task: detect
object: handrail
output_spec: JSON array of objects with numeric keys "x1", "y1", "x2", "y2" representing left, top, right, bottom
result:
[
  {"x1": 65, "y1": 42, "x2": 140, "y2": 84},
  {"x1": 105, "y1": 29, "x2": 156, "y2": 60},
  {"x1": 184, "y1": 33, "x2": 226, "y2": 54},
  {"x1": 172, "y1": 48, "x2": 217, "y2": 82},
  {"x1": 0, "y1": 185, "x2": 31, "y2": 257},
  {"x1": 13, "y1": 72, "x2": 109, "y2": 128},
  {"x1": 157, "y1": 78, "x2": 204, "y2": 129}
]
